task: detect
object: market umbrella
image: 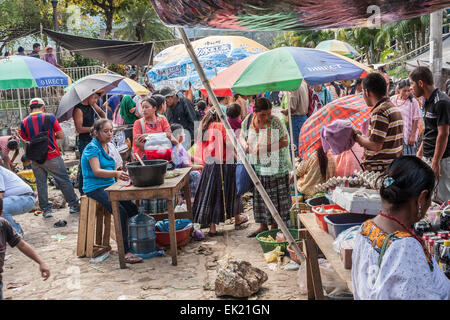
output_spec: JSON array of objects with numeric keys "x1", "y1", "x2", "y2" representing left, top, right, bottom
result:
[
  {"x1": 0, "y1": 55, "x2": 71, "y2": 90},
  {"x1": 298, "y1": 93, "x2": 371, "y2": 159},
  {"x1": 148, "y1": 35, "x2": 268, "y2": 91},
  {"x1": 0, "y1": 55, "x2": 72, "y2": 119},
  {"x1": 57, "y1": 73, "x2": 124, "y2": 122},
  {"x1": 199, "y1": 52, "x2": 263, "y2": 97},
  {"x1": 229, "y1": 47, "x2": 371, "y2": 95},
  {"x1": 315, "y1": 40, "x2": 360, "y2": 59},
  {"x1": 104, "y1": 78, "x2": 149, "y2": 96}
]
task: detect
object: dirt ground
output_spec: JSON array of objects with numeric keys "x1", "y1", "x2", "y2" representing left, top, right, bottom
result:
[{"x1": 2, "y1": 170, "x2": 307, "y2": 301}]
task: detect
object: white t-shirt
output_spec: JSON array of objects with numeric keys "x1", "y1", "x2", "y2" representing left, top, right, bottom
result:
[
  {"x1": 0, "y1": 166, "x2": 33, "y2": 197},
  {"x1": 352, "y1": 231, "x2": 450, "y2": 300}
]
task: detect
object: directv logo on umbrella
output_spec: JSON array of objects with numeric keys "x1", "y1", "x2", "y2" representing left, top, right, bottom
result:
[{"x1": 39, "y1": 78, "x2": 68, "y2": 86}]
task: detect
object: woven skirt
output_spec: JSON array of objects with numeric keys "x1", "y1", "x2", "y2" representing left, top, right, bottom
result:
[
  {"x1": 253, "y1": 173, "x2": 290, "y2": 225},
  {"x1": 193, "y1": 163, "x2": 243, "y2": 226}
]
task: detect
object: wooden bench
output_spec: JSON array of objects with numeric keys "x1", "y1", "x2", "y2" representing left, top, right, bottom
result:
[{"x1": 76, "y1": 196, "x2": 113, "y2": 258}]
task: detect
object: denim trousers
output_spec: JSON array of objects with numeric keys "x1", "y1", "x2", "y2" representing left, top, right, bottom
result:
[
  {"x1": 77, "y1": 139, "x2": 91, "y2": 194},
  {"x1": 424, "y1": 156, "x2": 450, "y2": 203},
  {"x1": 2, "y1": 195, "x2": 36, "y2": 236},
  {"x1": 0, "y1": 281, "x2": 3, "y2": 300},
  {"x1": 291, "y1": 115, "x2": 307, "y2": 157},
  {"x1": 86, "y1": 187, "x2": 138, "y2": 253},
  {"x1": 31, "y1": 156, "x2": 79, "y2": 212}
]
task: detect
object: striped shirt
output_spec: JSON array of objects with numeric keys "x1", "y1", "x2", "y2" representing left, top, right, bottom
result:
[
  {"x1": 19, "y1": 111, "x2": 62, "y2": 161},
  {"x1": 362, "y1": 99, "x2": 403, "y2": 171}
]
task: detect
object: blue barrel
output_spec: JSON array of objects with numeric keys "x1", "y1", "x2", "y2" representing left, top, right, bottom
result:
[{"x1": 128, "y1": 206, "x2": 156, "y2": 254}]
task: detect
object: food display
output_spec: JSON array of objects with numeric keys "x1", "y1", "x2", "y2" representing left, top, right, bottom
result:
[{"x1": 315, "y1": 170, "x2": 383, "y2": 193}]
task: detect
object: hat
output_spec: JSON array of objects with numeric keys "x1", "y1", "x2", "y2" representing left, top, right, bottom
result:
[
  {"x1": 29, "y1": 98, "x2": 45, "y2": 107},
  {"x1": 160, "y1": 87, "x2": 176, "y2": 97},
  {"x1": 44, "y1": 46, "x2": 53, "y2": 52},
  {"x1": 152, "y1": 94, "x2": 165, "y2": 107}
]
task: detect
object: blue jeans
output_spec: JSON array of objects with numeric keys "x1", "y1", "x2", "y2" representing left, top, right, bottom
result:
[
  {"x1": 78, "y1": 139, "x2": 91, "y2": 194},
  {"x1": 31, "y1": 156, "x2": 79, "y2": 212},
  {"x1": 0, "y1": 281, "x2": 2, "y2": 300},
  {"x1": 291, "y1": 115, "x2": 307, "y2": 157},
  {"x1": 2, "y1": 195, "x2": 36, "y2": 236},
  {"x1": 86, "y1": 187, "x2": 138, "y2": 253}
]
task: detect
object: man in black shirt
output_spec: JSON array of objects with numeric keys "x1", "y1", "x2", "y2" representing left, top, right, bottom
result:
[
  {"x1": 410, "y1": 66, "x2": 450, "y2": 202},
  {"x1": 28, "y1": 43, "x2": 41, "y2": 59},
  {"x1": 160, "y1": 87, "x2": 197, "y2": 148}
]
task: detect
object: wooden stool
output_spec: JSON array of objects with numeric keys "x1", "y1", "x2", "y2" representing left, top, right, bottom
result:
[{"x1": 77, "y1": 196, "x2": 112, "y2": 258}]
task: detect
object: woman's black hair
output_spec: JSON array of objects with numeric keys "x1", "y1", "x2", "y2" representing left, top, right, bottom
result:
[
  {"x1": 142, "y1": 97, "x2": 158, "y2": 109},
  {"x1": 226, "y1": 103, "x2": 241, "y2": 119},
  {"x1": 91, "y1": 119, "x2": 113, "y2": 138},
  {"x1": 378, "y1": 156, "x2": 435, "y2": 209},
  {"x1": 316, "y1": 145, "x2": 328, "y2": 181},
  {"x1": 396, "y1": 79, "x2": 413, "y2": 102},
  {"x1": 151, "y1": 94, "x2": 165, "y2": 113},
  {"x1": 195, "y1": 99, "x2": 207, "y2": 111},
  {"x1": 253, "y1": 97, "x2": 272, "y2": 113},
  {"x1": 198, "y1": 108, "x2": 219, "y2": 142},
  {"x1": 7, "y1": 139, "x2": 18, "y2": 150}
]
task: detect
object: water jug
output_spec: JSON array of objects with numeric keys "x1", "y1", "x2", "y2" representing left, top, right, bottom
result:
[{"x1": 128, "y1": 206, "x2": 156, "y2": 254}]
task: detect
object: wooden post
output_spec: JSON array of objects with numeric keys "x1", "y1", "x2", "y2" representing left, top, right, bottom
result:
[
  {"x1": 177, "y1": 27, "x2": 305, "y2": 264},
  {"x1": 167, "y1": 195, "x2": 177, "y2": 266}
]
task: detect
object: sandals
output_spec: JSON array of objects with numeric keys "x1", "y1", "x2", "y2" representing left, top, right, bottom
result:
[
  {"x1": 234, "y1": 215, "x2": 249, "y2": 229},
  {"x1": 247, "y1": 229, "x2": 267, "y2": 238},
  {"x1": 207, "y1": 231, "x2": 223, "y2": 237},
  {"x1": 53, "y1": 220, "x2": 67, "y2": 228},
  {"x1": 125, "y1": 254, "x2": 143, "y2": 264}
]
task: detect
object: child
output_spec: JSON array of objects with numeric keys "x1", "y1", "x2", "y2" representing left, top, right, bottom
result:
[
  {"x1": 0, "y1": 198, "x2": 50, "y2": 299},
  {"x1": 170, "y1": 124, "x2": 203, "y2": 197},
  {"x1": 226, "y1": 103, "x2": 242, "y2": 134},
  {"x1": 21, "y1": 155, "x2": 32, "y2": 170}
]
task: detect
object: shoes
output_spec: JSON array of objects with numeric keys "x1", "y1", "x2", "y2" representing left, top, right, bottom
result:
[
  {"x1": 43, "y1": 209, "x2": 53, "y2": 218},
  {"x1": 69, "y1": 205, "x2": 80, "y2": 214}
]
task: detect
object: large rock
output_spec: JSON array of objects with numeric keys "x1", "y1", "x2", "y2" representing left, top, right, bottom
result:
[{"x1": 215, "y1": 258, "x2": 268, "y2": 298}]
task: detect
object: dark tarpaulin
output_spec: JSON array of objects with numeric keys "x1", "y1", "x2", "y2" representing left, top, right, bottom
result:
[
  {"x1": 150, "y1": 0, "x2": 450, "y2": 31},
  {"x1": 43, "y1": 29, "x2": 153, "y2": 66}
]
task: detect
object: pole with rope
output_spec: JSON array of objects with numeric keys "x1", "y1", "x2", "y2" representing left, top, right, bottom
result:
[{"x1": 177, "y1": 27, "x2": 305, "y2": 265}]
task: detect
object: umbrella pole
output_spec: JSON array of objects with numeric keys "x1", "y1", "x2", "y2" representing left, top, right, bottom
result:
[
  {"x1": 350, "y1": 148, "x2": 364, "y2": 171},
  {"x1": 287, "y1": 96, "x2": 300, "y2": 210},
  {"x1": 17, "y1": 89, "x2": 23, "y2": 120},
  {"x1": 178, "y1": 27, "x2": 305, "y2": 264}
]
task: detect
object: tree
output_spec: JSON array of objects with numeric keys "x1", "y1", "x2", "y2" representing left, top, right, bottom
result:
[
  {"x1": 66, "y1": 0, "x2": 132, "y2": 36},
  {"x1": 117, "y1": 2, "x2": 174, "y2": 43}
]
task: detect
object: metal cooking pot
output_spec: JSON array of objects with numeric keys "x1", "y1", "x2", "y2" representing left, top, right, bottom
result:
[{"x1": 126, "y1": 160, "x2": 168, "y2": 187}]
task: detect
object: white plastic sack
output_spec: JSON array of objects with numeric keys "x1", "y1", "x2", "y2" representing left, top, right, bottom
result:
[
  {"x1": 332, "y1": 225, "x2": 360, "y2": 254},
  {"x1": 297, "y1": 258, "x2": 351, "y2": 296},
  {"x1": 59, "y1": 120, "x2": 76, "y2": 151}
]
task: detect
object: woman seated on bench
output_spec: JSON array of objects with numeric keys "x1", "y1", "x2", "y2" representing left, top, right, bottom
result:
[{"x1": 81, "y1": 119, "x2": 143, "y2": 264}]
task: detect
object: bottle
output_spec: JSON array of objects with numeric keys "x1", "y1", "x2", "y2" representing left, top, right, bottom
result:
[
  {"x1": 435, "y1": 239, "x2": 445, "y2": 262},
  {"x1": 440, "y1": 206, "x2": 450, "y2": 231},
  {"x1": 414, "y1": 220, "x2": 432, "y2": 238},
  {"x1": 439, "y1": 240, "x2": 450, "y2": 279}
]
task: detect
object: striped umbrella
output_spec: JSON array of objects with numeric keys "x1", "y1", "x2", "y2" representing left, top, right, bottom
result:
[
  {"x1": 298, "y1": 93, "x2": 371, "y2": 158},
  {"x1": 206, "y1": 47, "x2": 371, "y2": 95},
  {"x1": 315, "y1": 40, "x2": 360, "y2": 59},
  {"x1": 0, "y1": 55, "x2": 71, "y2": 90},
  {"x1": 108, "y1": 78, "x2": 149, "y2": 96}
]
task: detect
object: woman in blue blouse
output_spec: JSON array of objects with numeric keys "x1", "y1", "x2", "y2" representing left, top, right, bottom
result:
[{"x1": 81, "y1": 119, "x2": 143, "y2": 264}]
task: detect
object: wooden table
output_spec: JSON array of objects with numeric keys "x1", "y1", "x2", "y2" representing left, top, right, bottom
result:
[
  {"x1": 298, "y1": 212, "x2": 353, "y2": 300},
  {"x1": 106, "y1": 167, "x2": 193, "y2": 269}
]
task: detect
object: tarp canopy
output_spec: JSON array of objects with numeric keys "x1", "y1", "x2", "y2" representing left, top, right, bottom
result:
[
  {"x1": 43, "y1": 29, "x2": 154, "y2": 66},
  {"x1": 150, "y1": 0, "x2": 450, "y2": 31}
]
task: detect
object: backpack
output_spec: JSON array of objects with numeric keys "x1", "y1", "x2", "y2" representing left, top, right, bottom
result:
[{"x1": 25, "y1": 115, "x2": 52, "y2": 164}]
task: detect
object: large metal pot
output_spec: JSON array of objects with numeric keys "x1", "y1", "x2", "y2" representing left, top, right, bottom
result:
[{"x1": 126, "y1": 160, "x2": 168, "y2": 187}]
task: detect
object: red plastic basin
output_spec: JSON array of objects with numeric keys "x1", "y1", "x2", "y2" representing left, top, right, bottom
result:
[
  {"x1": 155, "y1": 225, "x2": 192, "y2": 248},
  {"x1": 312, "y1": 204, "x2": 349, "y2": 232}
]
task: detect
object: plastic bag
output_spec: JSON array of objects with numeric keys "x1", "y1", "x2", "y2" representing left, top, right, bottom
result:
[
  {"x1": 297, "y1": 258, "x2": 351, "y2": 296},
  {"x1": 263, "y1": 246, "x2": 284, "y2": 263},
  {"x1": 332, "y1": 225, "x2": 360, "y2": 254},
  {"x1": 144, "y1": 133, "x2": 172, "y2": 161}
]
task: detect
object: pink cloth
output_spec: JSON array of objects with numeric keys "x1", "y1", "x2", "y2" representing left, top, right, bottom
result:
[
  {"x1": 228, "y1": 117, "x2": 242, "y2": 134},
  {"x1": 390, "y1": 95, "x2": 421, "y2": 142},
  {"x1": 334, "y1": 144, "x2": 364, "y2": 177},
  {"x1": 0, "y1": 136, "x2": 10, "y2": 158},
  {"x1": 321, "y1": 119, "x2": 355, "y2": 155}
]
